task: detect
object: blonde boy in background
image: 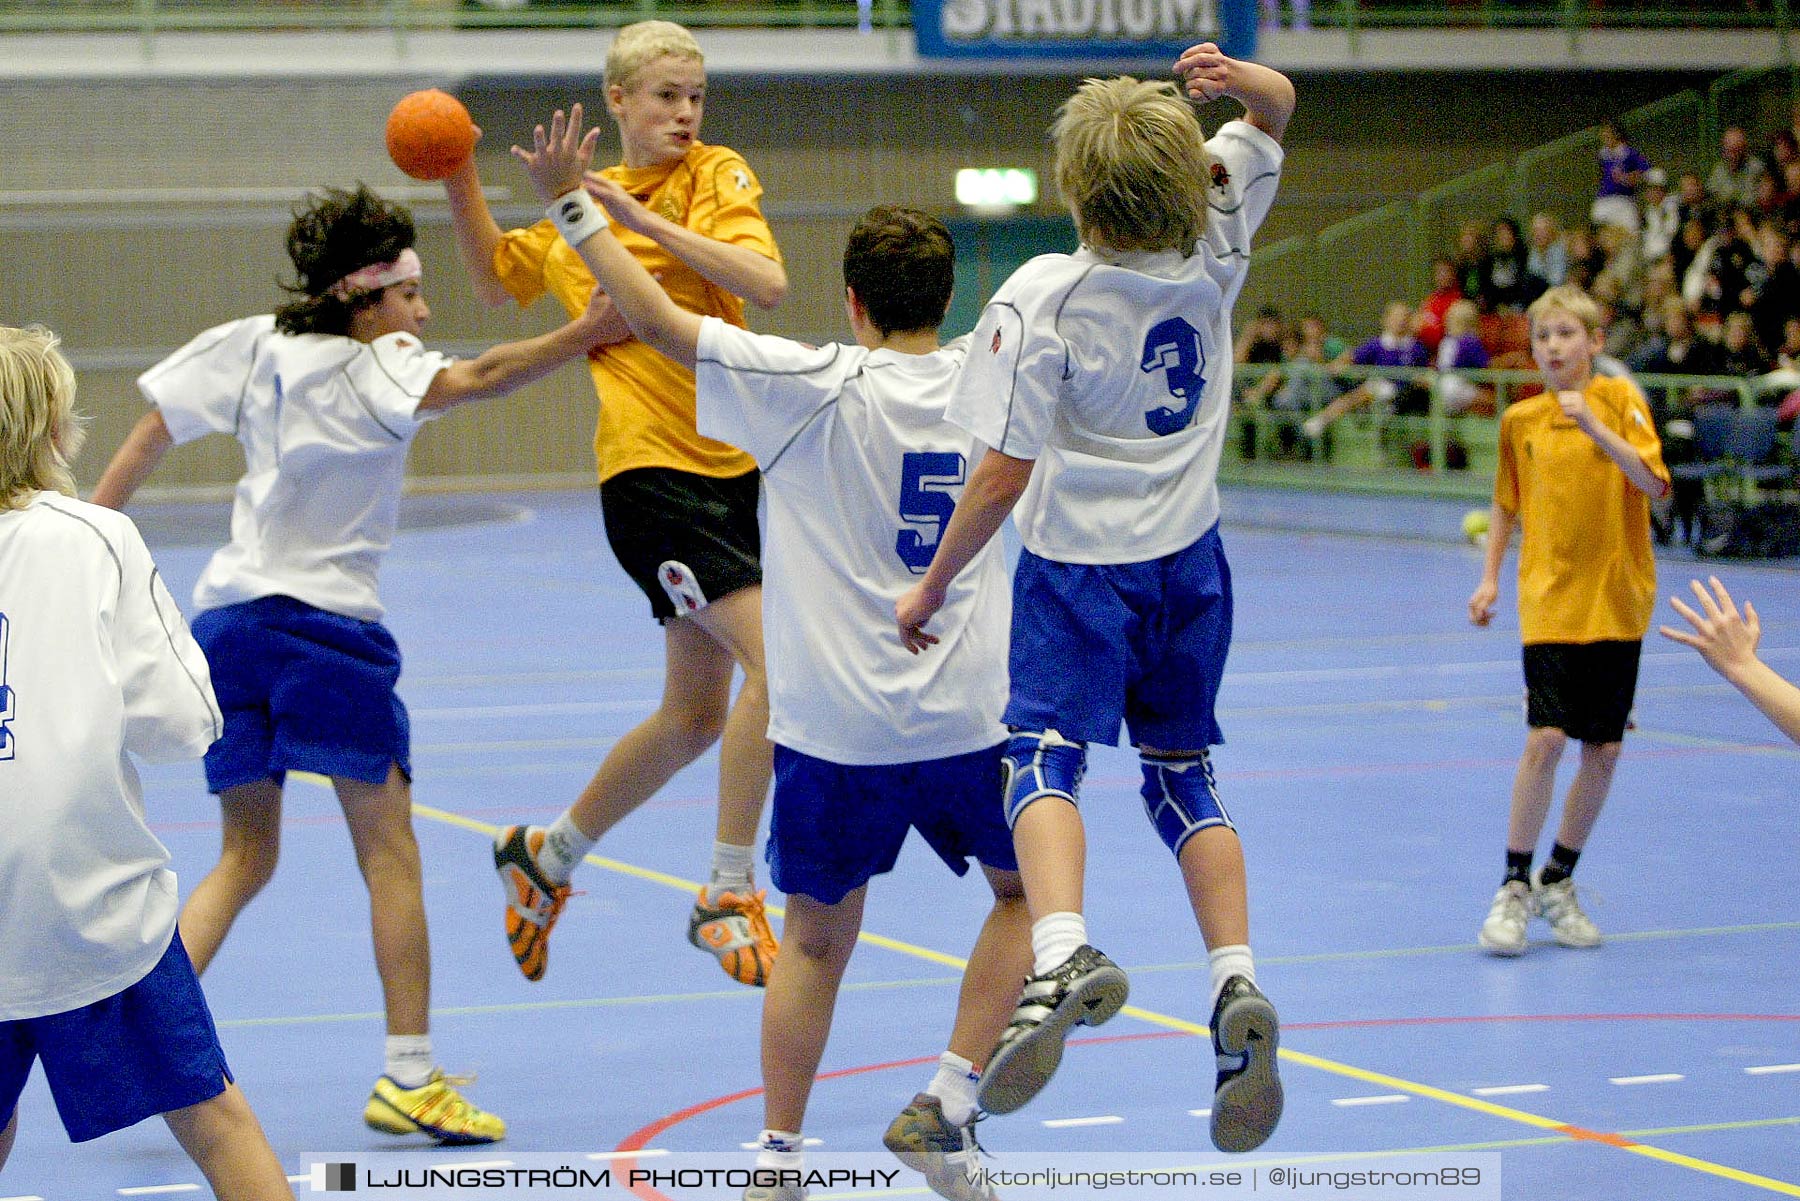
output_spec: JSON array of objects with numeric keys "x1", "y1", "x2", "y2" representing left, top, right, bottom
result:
[
  {"x1": 1470, "y1": 284, "x2": 1670, "y2": 955},
  {"x1": 442, "y1": 19, "x2": 788, "y2": 989}
]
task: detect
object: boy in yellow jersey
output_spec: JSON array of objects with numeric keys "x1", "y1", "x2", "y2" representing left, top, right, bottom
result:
[
  {"x1": 1468, "y1": 284, "x2": 1669, "y2": 956},
  {"x1": 441, "y1": 21, "x2": 788, "y2": 987}
]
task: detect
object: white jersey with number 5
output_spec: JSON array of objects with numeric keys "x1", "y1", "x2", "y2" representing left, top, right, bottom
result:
[
  {"x1": 0, "y1": 494, "x2": 221, "y2": 1019},
  {"x1": 695, "y1": 320, "x2": 1009, "y2": 766},
  {"x1": 947, "y1": 119, "x2": 1284, "y2": 565},
  {"x1": 139, "y1": 314, "x2": 450, "y2": 622}
]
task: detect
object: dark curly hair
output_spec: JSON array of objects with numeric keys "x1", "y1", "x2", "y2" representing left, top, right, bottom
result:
[
  {"x1": 274, "y1": 185, "x2": 416, "y2": 337},
  {"x1": 843, "y1": 206, "x2": 955, "y2": 337}
]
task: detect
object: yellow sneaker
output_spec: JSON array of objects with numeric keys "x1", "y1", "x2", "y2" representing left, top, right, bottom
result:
[
  {"x1": 687, "y1": 887, "x2": 779, "y2": 987},
  {"x1": 493, "y1": 825, "x2": 570, "y2": 982},
  {"x1": 364, "y1": 1070, "x2": 505, "y2": 1145}
]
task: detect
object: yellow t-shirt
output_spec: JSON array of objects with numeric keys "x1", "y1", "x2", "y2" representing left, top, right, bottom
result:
[
  {"x1": 1494, "y1": 374, "x2": 1670, "y2": 645},
  {"x1": 493, "y1": 142, "x2": 780, "y2": 484}
]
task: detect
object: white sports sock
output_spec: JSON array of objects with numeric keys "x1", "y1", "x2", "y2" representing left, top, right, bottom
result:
[
  {"x1": 927, "y1": 1051, "x2": 981, "y2": 1127},
  {"x1": 755, "y1": 1129, "x2": 804, "y2": 1172},
  {"x1": 1031, "y1": 912, "x2": 1087, "y2": 977},
  {"x1": 1208, "y1": 944, "x2": 1255, "y2": 1010},
  {"x1": 384, "y1": 1034, "x2": 433, "y2": 1090},
  {"x1": 538, "y1": 811, "x2": 596, "y2": 885},
  {"x1": 708, "y1": 840, "x2": 755, "y2": 896}
]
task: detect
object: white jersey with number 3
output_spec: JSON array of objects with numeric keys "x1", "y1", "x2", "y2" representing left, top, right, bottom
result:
[
  {"x1": 947, "y1": 120, "x2": 1284, "y2": 565},
  {"x1": 0, "y1": 494, "x2": 221, "y2": 1019},
  {"x1": 695, "y1": 320, "x2": 1009, "y2": 766}
]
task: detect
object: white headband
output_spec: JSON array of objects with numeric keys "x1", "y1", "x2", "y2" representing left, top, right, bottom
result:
[{"x1": 326, "y1": 248, "x2": 422, "y2": 301}]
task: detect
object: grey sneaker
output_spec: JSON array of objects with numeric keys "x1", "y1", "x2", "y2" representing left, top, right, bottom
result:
[
  {"x1": 1209, "y1": 976, "x2": 1283, "y2": 1153},
  {"x1": 977, "y1": 944, "x2": 1129, "y2": 1115},
  {"x1": 1478, "y1": 881, "x2": 1530, "y2": 956},
  {"x1": 883, "y1": 1093, "x2": 996, "y2": 1201},
  {"x1": 1532, "y1": 873, "x2": 1602, "y2": 948}
]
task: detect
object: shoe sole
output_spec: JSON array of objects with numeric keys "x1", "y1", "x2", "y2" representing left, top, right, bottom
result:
[
  {"x1": 1211, "y1": 991, "x2": 1283, "y2": 1153},
  {"x1": 1550, "y1": 929, "x2": 1603, "y2": 949},
  {"x1": 977, "y1": 964, "x2": 1129, "y2": 1115},
  {"x1": 364, "y1": 1100, "x2": 502, "y2": 1146},
  {"x1": 1477, "y1": 931, "x2": 1526, "y2": 957}
]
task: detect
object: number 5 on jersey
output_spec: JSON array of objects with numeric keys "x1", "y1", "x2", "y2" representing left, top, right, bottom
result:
[{"x1": 896, "y1": 451, "x2": 968, "y2": 574}]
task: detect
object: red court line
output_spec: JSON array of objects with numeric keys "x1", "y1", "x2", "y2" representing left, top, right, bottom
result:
[{"x1": 612, "y1": 1013, "x2": 1800, "y2": 1201}]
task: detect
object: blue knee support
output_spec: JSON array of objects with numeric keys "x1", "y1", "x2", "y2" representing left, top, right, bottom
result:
[
  {"x1": 1140, "y1": 750, "x2": 1233, "y2": 855},
  {"x1": 1002, "y1": 729, "x2": 1088, "y2": 828}
]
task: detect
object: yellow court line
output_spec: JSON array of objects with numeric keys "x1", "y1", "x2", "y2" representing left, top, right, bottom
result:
[{"x1": 410, "y1": 803, "x2": 1800, "y2": 1196}]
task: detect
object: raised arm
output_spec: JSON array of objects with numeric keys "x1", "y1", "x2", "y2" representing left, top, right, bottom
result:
[
  {"x1": 417, "y1": 286, "x2": 611, "y2": 413},
  {"x1": 1661, "y1": 576, "x2": 1800, "y2": 745},
  {"x1": 90, "y1": 409, "x2": 174, "y2": 509},
  {"x1": 1173, "y1": 42, "x2": 1296, "y2": 143},
  {"x1": 593, "y1": 182, "x2": 787, "y2": 311},
  {"x1": 511, "y1": 105, "x2": 703, "y2": 369},
  {"x1": 440, "y1": 142, "x2": 513, "y2": 308}
]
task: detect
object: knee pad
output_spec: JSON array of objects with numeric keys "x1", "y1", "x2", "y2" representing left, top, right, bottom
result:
[
  {"x1": 1002, "y1": 729, "x2": 1087, "y2": 828},
  {"x1": 1140, "y1": 750, "x2": 1234, "y2": 855}
]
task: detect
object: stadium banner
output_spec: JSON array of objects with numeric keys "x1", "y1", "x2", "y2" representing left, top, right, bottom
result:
[{"x1": 914, "y1": 0, "x2": 1258, "y2": 60}]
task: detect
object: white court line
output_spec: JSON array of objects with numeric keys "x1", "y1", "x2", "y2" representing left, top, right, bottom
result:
[
  {"x1": 1471, "y1": 1083, "x2": 1550, "y2": 1096},
  {"x1": 1042, "y1": 1116, "x2": 1124, "y2": 1128},
  {"x1": 1609, "y1": 1073, "x2": 1685, "y2": 1086},
  {"x1": 588, "y1": 1149, "x2": 671, "y2": 1160},
  {"x1": 1745, "y1": 1063, "x2": 1800, "y2": 1075},
  {"x1": 443, "y1": 1161, "x2": 514, "y2": 1170},
  {"x1": 2, "y1": 1194, "x2": 48, "y2": 1200},
  {"x1": 1332, "y1": 1094, "x2": 1410, "y2": 1107},
  {"x1": 1187, "y1": 1108, "x2": 1213, "y2": 1117},
  {"x1": 117, "y1": 1187, "x2": 202, "y2": 1197}
]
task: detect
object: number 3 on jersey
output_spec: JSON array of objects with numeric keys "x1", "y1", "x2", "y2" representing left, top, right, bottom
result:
[
  {"x1": 1141, "y1": 316, "x2": 1207, "y2": 436},
  {"x1": 896, "y1": 451, "x2": 967, "y2": 574}
]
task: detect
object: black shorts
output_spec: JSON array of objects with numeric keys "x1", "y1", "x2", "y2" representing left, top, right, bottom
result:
[
  {"x1": 1523, "y1": 640, "x2": 1642, "y2": 743},
  {"x1": 600, "y1": 466, "x2": 762, "y2": 622}
]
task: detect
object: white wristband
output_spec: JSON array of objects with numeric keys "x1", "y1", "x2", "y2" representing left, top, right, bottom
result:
[{"x1": 546, "y1": 187, "x2": 609, "y2": 247}]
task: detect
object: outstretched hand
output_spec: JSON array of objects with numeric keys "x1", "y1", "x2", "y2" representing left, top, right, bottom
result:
[
  {"x1": 511, "y1": 104, "x2": 601, "y2": 204},
  {"x1": 1174, "y1": 42, "x2": 1233, "y2": 102},
  {"x1": 1660, "y1": 576, "x2": 1761, "y2": 677}
]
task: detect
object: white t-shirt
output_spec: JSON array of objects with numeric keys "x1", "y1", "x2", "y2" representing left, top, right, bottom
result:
[
  {"x1": 695, "y1": 320, "x2": 1010, "y2": 766},
  {"x1": 947, "y1": 119, "x2": 1284, "y2": 565},
  {"x1": 139, "y1": 314, "x2": 449, "y2": 622},
  {"x1": 0, "y1": 494, "x2": 221, "y2": 1020}
]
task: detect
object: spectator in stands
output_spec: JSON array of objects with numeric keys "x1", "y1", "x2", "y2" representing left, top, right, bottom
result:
[
  {"x1": 1719, "y1": 310, "x2": 1771, "y2": 380},
  {"x1": 1632, "y1": 299, "x2": 1722, "y2": 382},
  {"x1": 1593, "y1": 118, "x2": 1649, "y2": 232},
  {"x1": 1453, "y1": 221, "x2": 1489, "y2": 300},
  {"x1": 1777, "y1": 160, "x2": 1800, "y2": 227},
  {"x1": 1771, "y1": 129, "x2": 1799, "y2": 181},
  {"x1": 1674, "y1": 214, "x2": 1716, "y2": 302},
  {"x1": 1591, "y1": 276, "x2": 1643, "y2": 365},
  {"x1": 1300, "y1": 300, "x2": 1429, "y2": 439},
  {"x1": 1563, "y1": 224, "x2": 1604, "y2": 292},
  {"x1": 1749, "y1": 171, "x2": 1783, "y2": 225},
  {"x1": 1675, "y1": 170, "x2": 1713, "y2": 231},
  {"x1": 1640, "y1": 167, "x2": 1680, "y2": 265},
  {"x1": 1236, "y1": 303, "x2": 1287, "y2": 369},
  {"x1": 1593, "y1": 222, "x2": 1643, "y2": 312},
  {"x1": 1526, "y1": 212, "x2": 1568, "y2": 291},
  {"x1": 1242, "y1": 314, "x2": 1343, "y2": 454},
  {"x1": 1416, "y1": 257, "x2": 1464, "y2": 352},
  {"x1": 1481, "y1": 217, "x2": 1541, "y2": 314},
  {"x1": 1744, "y1": 224, "x2": 1799, "y2": 354},
  {"x1": 1433, "y1": 299, "x2": 1492, "y2": 417},
  {"x1": 1708, "y1": 125, "x2": 1768, "y2": 210}
]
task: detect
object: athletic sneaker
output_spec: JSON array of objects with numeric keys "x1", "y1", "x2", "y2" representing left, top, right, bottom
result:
[
  {"x1": 1477, "y1": 880, "x2": 1530, "y2": 956},
  {"x1": 364, "y1": 1070, "x2": 505, "y2": 1145},
  {"x1": 976, "y1": 944, "x2": 1129, "y2": 1115},
  {"x1": 1209, "y1": 976, "x2": 1283, "y2": 1153},
  {"x1": 883, "y1": 1093, "x2": 997, "y2": 1201},
  {"x1": 493, "y1": 825, "x2": 571, "y2": 982},
  {"x1": 689, "y1": 887, "x2": 779, "y2": 987},
  {"x1": 1532, "y1": 873, "x2": 1602, "y2": 948}
]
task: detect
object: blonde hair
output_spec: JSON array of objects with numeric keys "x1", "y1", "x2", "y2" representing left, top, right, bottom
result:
[
  {"x1": 1526, "y1": 284, "x2": 1603, "y2": 335},
  {"x1": 605, "y1": 20, "x2": 703, "y2": 91},
  {"x1": 1444, "y1": 299, "x2": 1478, "y2": 337},
  {"x1": 0, "y1": 325, "x2": 84, "y2": 509},
  {"x1": 1052, "y1": 76, "x2": 1211, "y2": 255}
]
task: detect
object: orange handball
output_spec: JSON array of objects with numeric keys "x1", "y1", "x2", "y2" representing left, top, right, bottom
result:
[{"x1": 385, "y1": 89, "x2": 476, "y2": 181}]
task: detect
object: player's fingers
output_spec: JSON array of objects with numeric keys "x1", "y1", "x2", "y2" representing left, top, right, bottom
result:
[
  {"x1": 1707, "y1": 575, "x2": 1738, "y2": 618},
  {"x1": 1690, "y1": 576, "x2": 1721, "y2": 618},
  {"x1": 569, "y1": 101, "x2": 584, "y2": 137},
  {"x1": 1658, "y1": 624, "x2": 1699, "y2": 648},
  {"x1": 1745, "y1": 600, "x2": 1761, "y2": 641},
  {"x1": 1667, "y1": 595, "x2": 1703, "y2": 627},
  {"x1": 579, "y1": 128, "x2": 601, "y2": 159}
]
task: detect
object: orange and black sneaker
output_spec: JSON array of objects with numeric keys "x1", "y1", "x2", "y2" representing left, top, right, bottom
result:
[
  {"x1": 686, "y1": 887, "x2": 779, "y2": 987},
  {"x1": 493, "y1": 825, "x2": 570, "y2": 982}
]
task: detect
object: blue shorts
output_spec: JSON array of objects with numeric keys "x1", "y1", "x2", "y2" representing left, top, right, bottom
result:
[
  {"x1": 767, "y1": 743, "x2": 1017, "y2": 905},
  {"x1": 0, "y1": 932, "x2": 232, "y2": 1142},
  {"x1": 1005, "y1": 524, "x2": 1232, "y2": 750},
  {"x1": 192, "y1": 594, "x2": 411, "y2": 792}
]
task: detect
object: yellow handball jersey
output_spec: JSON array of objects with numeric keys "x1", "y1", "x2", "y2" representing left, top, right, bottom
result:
[
  {"x1": 493, "y1": 142, "x2": 780, "y2": 484},
  {"x1": 1494, "y1": 374, "x2": 1670, "y2": 645}
]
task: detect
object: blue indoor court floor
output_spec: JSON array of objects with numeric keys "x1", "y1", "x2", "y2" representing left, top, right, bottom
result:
[{"x1": 5, "y1": 485, "x2": 1797, "y2": 1201}]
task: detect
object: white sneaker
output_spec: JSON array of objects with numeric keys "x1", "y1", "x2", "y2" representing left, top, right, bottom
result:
[
  {"x1": 1477, "y1": 881, "x2": 1530, "y2": 956},
  {"x1": 1301, "y1": 414, "x2": 1326, "y2": 439},
  {"x1": 1532, "y1": 873, "x2": 1602, "y2": 948}
]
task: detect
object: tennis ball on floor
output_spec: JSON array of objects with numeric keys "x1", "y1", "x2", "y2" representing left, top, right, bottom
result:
[{"x1": 1463, "y1": 509, "x2": 1490, "y2": 543}]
